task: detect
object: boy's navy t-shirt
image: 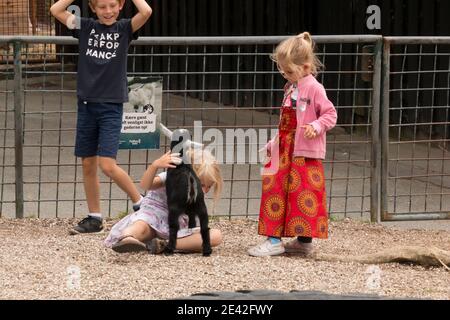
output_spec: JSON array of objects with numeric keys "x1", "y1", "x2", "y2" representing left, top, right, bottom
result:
[{"x1": 73, "y1": 18, "x2": 137, "y2": 103}]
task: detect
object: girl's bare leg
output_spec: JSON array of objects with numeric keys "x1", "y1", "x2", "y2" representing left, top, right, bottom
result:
[
  {"x1": 120, "y1": 222, "x2": 223, "y2": 253},
  {"x1": 122, "y1": 220, "x2": 156, "y2": 242},
  {"x1": 175, "y1": 228, "x2": 223, "y2": 252}
]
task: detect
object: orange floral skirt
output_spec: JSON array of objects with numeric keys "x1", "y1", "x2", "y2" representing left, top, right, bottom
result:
[{"x1": 258, "y1": 107, "x2": 328, "y2": 238}]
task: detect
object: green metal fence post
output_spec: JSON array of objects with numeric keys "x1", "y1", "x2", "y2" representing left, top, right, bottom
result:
[
  {"x1": 13, "y1": 41, "x2": 24, "y2": 219},
  {"x1": 380, "y1": 39, "x2": 391, "y2": 221},
  {"x1": 371, "y1": 38, "x2": 383, "y2": 223}
]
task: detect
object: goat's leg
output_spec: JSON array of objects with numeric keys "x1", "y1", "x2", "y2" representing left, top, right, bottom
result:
[
  {"x1": 187, "y1": 212, "x2": 197, "y2": 229},
  {"x1": 197, "y1": 201, "x2": 212, "y2": 256},
  {"x1": 165, "y1": 208, "x2": 182, "y2": 255}
]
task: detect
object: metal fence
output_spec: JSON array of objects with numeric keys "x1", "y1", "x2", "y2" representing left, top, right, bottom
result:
[
  {"x1": 0, "y1": 0, "x2": 55, "y2": 36},
  {"x1": 1, "y1": 35, "x2": 448, "y2": 222},
  {"x1": 382, "y1": 37, "x2": 450, "y2": 221},
  {"x1": 0, "y1": 1, "x2": 55, "y2": 63}
]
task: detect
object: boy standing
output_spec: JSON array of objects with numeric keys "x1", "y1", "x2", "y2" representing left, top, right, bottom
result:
[{"x1": 50, "y1": 0, "x2": 152, "y2": 234}]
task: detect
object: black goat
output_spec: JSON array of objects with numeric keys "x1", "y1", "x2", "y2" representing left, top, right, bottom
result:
[{"x1": 164, "y1": 129, "x2": 212, "y2": 256}]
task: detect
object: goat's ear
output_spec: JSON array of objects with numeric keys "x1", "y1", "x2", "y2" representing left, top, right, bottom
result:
[
  {"x1": 186, "y1": 140, "x2": 204, "y2": 149},
  {"x1": 159, "y1": 123, "x2": 173, "y2": 139}
]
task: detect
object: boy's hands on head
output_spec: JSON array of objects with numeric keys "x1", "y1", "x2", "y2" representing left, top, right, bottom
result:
[
  {"x1": 50, "y1": 0, "x2": 77, "y2": 27},
  {"x1": 301, "y1": 124, "x2": 318, "y2": 139},
  {"x1": 130, "y1": 0, "x2": 152, "y2": 33}
]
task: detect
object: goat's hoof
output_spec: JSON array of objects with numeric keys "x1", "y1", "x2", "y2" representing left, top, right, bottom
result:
[
  {"x1": 163, "y1": 247, "x2": 174, "y2": 255},
  {"x1": 202, "y1": 249, "x2": 212, "y2": 257}
]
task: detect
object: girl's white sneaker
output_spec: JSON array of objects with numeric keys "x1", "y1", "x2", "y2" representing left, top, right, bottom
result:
[{"x1": 247, "y1": 239, "x2": 285, "y2": 257}]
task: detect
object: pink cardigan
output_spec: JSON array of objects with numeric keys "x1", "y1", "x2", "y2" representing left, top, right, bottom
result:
[{"x1": 268, "y1": 75, "x2": 337, "y2": 160}]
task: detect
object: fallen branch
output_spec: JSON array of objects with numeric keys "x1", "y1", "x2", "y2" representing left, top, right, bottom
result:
[{"x1": 313, "y1": 246, "x2": 450, "y2": 269}]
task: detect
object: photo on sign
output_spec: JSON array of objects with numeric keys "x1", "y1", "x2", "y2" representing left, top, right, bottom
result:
[{"x1": 119, "y1": 77, "x2": 162, "y2": 149}]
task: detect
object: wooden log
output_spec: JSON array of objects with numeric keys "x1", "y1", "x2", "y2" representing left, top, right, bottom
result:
[{"x1": 313, "y1": 246, "x2": 450, "y2": 269}]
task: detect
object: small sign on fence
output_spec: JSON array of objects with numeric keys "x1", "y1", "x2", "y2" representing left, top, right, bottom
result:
[{"x1": 119, "y1": 77, "x2": 162, "y2": 150}]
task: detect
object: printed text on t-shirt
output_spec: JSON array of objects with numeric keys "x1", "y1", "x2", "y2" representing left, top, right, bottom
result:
[{"x1": 86, "y1": 29, "x2": 120, "y2": 60}]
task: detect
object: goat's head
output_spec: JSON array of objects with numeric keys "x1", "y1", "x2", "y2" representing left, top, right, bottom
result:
[
  {"x1": 170, "y1": 129, "x2": 191, "y2": 157},
  {"x1": 160, "y1": 124, "x2": 203, "y2": 162}
]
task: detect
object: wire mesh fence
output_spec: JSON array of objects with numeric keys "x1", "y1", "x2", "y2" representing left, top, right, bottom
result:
[
  {"x1": 0, "y1": 35, "x2": 382, "y2": 221},
  {"x1": 382, "y1": 37, "x2": 450, "y2": 221},
  {"x1": 0, "y1": 0, "x2": 55, "y2": 63},
  {"x1": 0, "y1": 0, "x2": 54, "y2": 36},
  {"x1": 12, "y1": 35, "x2": 450, "y2": 222}
]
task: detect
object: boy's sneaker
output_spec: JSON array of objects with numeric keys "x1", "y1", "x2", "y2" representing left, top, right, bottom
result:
[
  {"x1": 284, "y1": 238, "x2": 313, "y2": 255},
  {"x1": 148, "y1": 238, "x2": 168, "y2": 254},
  {"x1": 248, "y1": 239, "x2": 285, "y2": 257},
  {"x1": 69, "y1": 216, "x2": 103, "y2": 235}
]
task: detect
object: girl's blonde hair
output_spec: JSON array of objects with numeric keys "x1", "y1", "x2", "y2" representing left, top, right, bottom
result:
[
  {"x1": 186, "y1": 149, "x2": 223, "y2": 208},
  {"x1": 271, "y1": 32, "x2": 323, "y2": 76}
]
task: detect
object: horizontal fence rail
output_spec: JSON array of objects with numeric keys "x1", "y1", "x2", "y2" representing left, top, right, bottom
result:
[{"x1": 3, "y1": 35, "x2": 446, "y2": 223}]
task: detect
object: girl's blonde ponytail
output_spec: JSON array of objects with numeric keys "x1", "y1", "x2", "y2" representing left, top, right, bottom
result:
[
  {"x1": 272, "y1": 31, "x2": 323, "y2": 76},
  {"x1": 298, "y1": 32, "x2": 312, "y2": 45}
]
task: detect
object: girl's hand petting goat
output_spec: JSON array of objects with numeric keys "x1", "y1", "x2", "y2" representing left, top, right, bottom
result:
[{"x1": 152, "y1": 151, "x2": 182, "y2": 168}]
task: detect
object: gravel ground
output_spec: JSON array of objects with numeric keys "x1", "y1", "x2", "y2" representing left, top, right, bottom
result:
[{"x1": 0, "y1": 218, "x2": 449, "y2": 300}]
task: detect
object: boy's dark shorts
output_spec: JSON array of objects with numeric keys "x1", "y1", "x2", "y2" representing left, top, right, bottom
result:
[{"x1": 75, "y1": 100, "x2": 123, "y2": 158}]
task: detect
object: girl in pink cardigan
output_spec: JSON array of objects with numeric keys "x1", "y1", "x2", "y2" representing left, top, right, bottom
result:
[{"x1": 248, "y1": 32, "x2": 337, "y2": 257}]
